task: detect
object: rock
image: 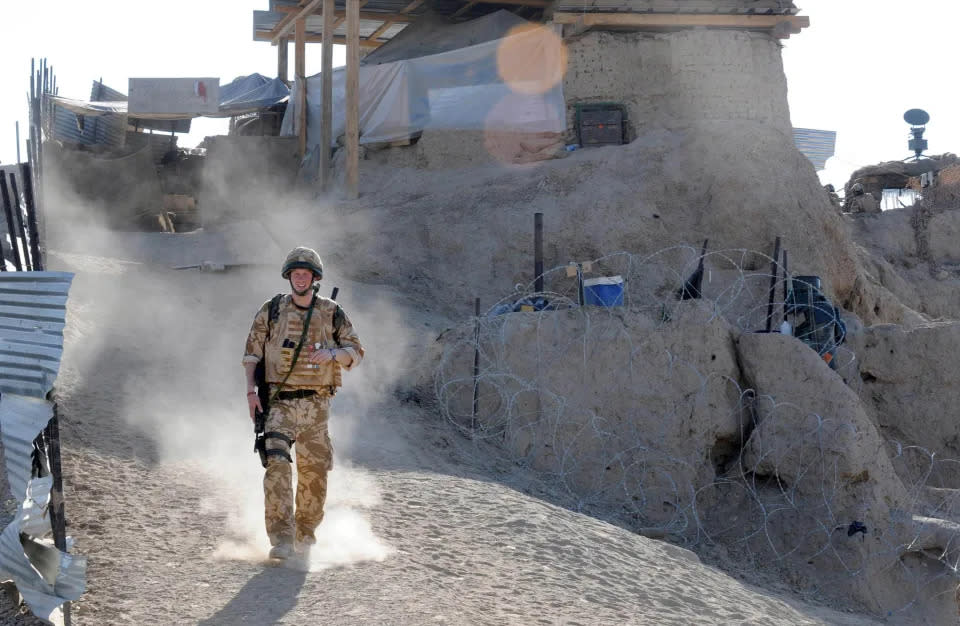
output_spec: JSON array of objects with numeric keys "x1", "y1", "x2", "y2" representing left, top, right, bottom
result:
[
  {"x1": 736, "y1": 331, "x2": 908, "y2": 514},
  {"x1": 848, "y1": 322, "x2": 960, "y2": 488}
]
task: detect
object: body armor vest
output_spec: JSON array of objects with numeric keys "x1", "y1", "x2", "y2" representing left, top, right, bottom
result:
[{"x1": 264, "y1": 295, "x2": 344, "y2": 390}]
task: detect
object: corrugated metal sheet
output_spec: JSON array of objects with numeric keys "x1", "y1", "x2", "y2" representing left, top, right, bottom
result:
[
  {"x1": 272, "y1": 0, "x2": 424, "y2": 17},
  {"x1": 0, "y1": 272, "x2": 73, "y2": 399},
  {"x1": 0, "y1": 395, "x2": 53, "y2": 502},
  {"x1": 255, "y1": 7, "x2": 413, "y2": 42},
  {"x1": 793, "y1": 128, "x2": 836, "y2": 172},
  {"x1": 50, "y1": 80, "x2": 126, "y2": 148},
  {"x1": 0, "y1": 394, "x2": 86, "y2": 623},
  {"x1": 87, "y1": 80, "x2": 128, "y2": 147}
]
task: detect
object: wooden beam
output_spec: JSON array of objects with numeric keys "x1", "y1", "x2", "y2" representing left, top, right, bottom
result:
[
  {"x1": 277, "y1": 36, "x2": 289, "y2": 84},
  {"x1": 400, "y1": 0, "x2": 423, "y2": 13},
  {"x1": 469, "y1": 0, "x2": 550, "y2": 7},
  {"x1": 453, "y1": 1, "x2": 478, "y2": 18},
  {"x1": 270, "y1": 0, "x2": 323, "y2": 43},
  {"x1": 256, "y1": 30, "x2": 385, "y2": 47},
  {"x1": 274, "y1": 6, "x2": 415, "y2": 22},
  {"x1": 320, "y1": 0, "x2": 334, "y2": 190},
  {"x1": 367, "y1": 20, "x2": 395, "y2": 42},
  {"x1": 552, "y1": 12, "x2": 810, "y2": 35},
  {"x1": 295, "y1": 17, "x2": 307, "y2": 158},
  {"x1": 346, "y1": 0, "x2": 360, "y2": 198}
]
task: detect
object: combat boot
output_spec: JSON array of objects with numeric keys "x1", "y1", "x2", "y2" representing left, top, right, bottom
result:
[{"x1": 268, "y1": 543, "x2": 294, "y2": 560}]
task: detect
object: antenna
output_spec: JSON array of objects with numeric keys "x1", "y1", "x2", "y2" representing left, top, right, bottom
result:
[{"x1": 904, "y1": 108, "x2": 930, "y2": 161}]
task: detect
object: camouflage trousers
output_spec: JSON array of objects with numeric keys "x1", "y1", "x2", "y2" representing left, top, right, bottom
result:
[{"x1": 263, "y1": 390, "x2": 333, "y2": 546}]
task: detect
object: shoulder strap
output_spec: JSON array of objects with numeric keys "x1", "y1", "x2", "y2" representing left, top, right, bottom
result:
[
  {"x1": 332, "y1": 304, "x2": 345, "y2": 347},
  {"x1": 266, "y1": 293, "x2": 283, "y2": 339},
  {"x1": 270, "y1": 290, "x2": 318, "y2": 401}
]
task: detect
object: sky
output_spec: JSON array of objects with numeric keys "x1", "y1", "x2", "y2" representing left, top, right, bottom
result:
[
  {"x1": 0, "y1": 1, "x2": 345, "y2": 164},
  {"x1": 782, "y1": 0, "x2": 960, "y2": 188},
  {"x1": 0, "y1": 0, "x2": 958, "y2": 190}
]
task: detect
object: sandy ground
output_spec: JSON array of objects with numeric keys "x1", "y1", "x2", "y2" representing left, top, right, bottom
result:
[{"x1": 0, "y1": 245, "x2": 884, "y2": 625}]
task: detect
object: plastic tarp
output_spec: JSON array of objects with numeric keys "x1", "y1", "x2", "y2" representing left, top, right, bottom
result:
[
  {"x1": 218, "y1": 73, "x2": 290, "y2": 116},
  {"x1": 48, "y1": 73, "x2": 289, "y2": 120},
  {"x1": 281, "y1": 24, "x2": 566, "y2": 147},
  {"x1": 362, "y1": 10, "x2": 530, "y2": 65}
]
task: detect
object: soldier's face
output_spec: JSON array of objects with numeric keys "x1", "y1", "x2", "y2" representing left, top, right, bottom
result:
[{"x1": 289, "y1": 268, "x2": 314, "y2": 295}]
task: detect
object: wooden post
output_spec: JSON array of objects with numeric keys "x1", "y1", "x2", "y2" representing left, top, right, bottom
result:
[
  {"x1": 345, "y1": 0, "x2": 360, "y2": 198},
  {"x1": 320, "y1": 0, "x2": 335, "y2": 190},
  {"x1": 765, "y1": 236, "x2": 782, "y2": 333},
  {"x1": 277, "y1": 37, "x2": 289, "y2": 84},
  {"x1": 295, "y1": 17, "x2": 307, "y2": 159},
  {"x1": 534, "y1": 213, "x2": 543, "y2": 293}
]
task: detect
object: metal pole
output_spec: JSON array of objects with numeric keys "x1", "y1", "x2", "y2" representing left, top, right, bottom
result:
[
  {"x1": 15, "y1": 121, "x2": 21, "y2": 164},
  {"x1": 765, "y1": 236, "x2": 782, "y2": 332},
  {"x1": 8, "y1": 174, "x2": 31, "y2": 271},
  {"x1": 34, "y1": 67, "x2": 42, "y2": 188},
  {"x1": 0, "y1": 220, "x2": 7, "y2": 271},
  {"x1": 91, "y1": 78, "x2": 104, "y2": 143},
  {"x1": 471, "y1": 297, "x2": 481, "y2": 427},
  {"x1": 781, "y1": 249, "x2": 789, "y2": 322},
  {"x1": 534, "y1": 213, "x2": 543, "y2": 293},
  {"x1": 577, "y1": 264, "x2": 584, "y2": 306},
  {"x1": 19, "y1": 164, "x2": 42, "y2": 271},
  {"x1": 0, "y1": 176, "x2": 22, "y2": 271},
  {"x1": 45, "y1": 405, "x2": 71, "y2": 625}
]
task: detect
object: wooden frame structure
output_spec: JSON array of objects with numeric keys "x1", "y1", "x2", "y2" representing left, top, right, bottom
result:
[
  {"x1": 254, "y1": 2, "x2": 808, "y2": 198},
  {"x1": 554, "y1": 12, "x2": 809, "y2": 39},
  {"x1": 254, "y1": 0, "x2": 432, "y2": 197}
]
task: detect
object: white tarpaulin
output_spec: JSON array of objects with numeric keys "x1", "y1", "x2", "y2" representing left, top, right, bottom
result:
[{"x1": 281, "y1": 24, "x2": 567, "y2": 147}]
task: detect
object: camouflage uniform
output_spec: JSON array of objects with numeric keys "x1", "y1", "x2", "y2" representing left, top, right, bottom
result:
[
  {"x1": 849, "y1": 193, "x2": 880, "y2": 214},
  {"x1": 243, "y1": 294, "x2": 363, "y2": 547}
]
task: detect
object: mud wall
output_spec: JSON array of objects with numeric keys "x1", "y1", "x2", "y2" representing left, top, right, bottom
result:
[{"x1": 562, "y1": 30, "x2": 792, "y2": 142}]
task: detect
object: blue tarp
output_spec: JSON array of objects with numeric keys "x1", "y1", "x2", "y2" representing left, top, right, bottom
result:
[{"x1": 218, "y1": 73, "x2": 290, "y2": 116}]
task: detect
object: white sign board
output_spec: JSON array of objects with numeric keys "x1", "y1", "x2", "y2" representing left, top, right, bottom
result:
[{"x1": 128, "y1": 78, "x2": 220, "y2": 115}]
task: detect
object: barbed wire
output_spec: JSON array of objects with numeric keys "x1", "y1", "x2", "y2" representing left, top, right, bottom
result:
[{"x1": 435, "y1": 244, "x2": 959, "y2": 619}]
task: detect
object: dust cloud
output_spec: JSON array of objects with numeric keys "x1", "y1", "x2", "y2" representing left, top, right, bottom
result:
[{"x1": 43, "y1": 149, "x2": 421, "y2": 571}]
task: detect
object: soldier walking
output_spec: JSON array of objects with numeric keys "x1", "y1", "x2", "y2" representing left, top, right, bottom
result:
[{"x1": 242, "y1": 247, "x2": 364, "y2": 561}]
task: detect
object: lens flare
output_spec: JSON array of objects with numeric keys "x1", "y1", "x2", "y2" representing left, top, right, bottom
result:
[{"x1": 496, "y1": 24, "x2": 568, "y2": 96}]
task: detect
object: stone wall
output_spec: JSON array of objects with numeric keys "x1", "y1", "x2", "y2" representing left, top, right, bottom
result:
[{"x1": 562, "y1": 29, "x2": 792, "y2": 142}]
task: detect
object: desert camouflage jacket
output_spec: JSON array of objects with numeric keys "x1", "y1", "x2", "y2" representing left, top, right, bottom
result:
[{"x1": 243, "y1": 294, "x2": 364, "y2": 390}]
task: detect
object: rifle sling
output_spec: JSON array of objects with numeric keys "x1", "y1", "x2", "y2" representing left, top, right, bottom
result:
[{"x1": 269, "y1": 290, "x2": 318, "y2": 405}]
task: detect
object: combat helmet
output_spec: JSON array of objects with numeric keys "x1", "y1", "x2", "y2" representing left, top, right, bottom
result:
[
  {"x1": 281, "y1": 246, "x2": 323, "y2": 280},
  {"x1": 851, "y1": 183, "x2": 864, "y2": 195}
]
